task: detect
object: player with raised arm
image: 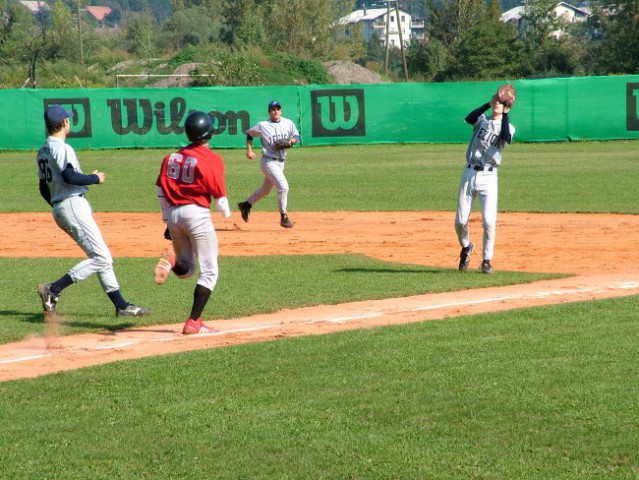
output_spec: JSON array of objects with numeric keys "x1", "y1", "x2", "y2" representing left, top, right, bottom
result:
[{"x1": 456, "y1": 84, "x2": 516, "y2": 274}]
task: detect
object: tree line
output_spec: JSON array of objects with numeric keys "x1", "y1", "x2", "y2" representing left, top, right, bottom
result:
[{"x1": 0, "y1": 0, "x2": 636, "y2": 89}]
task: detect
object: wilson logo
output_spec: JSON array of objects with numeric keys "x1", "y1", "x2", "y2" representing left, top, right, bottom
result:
[
  {"x1": 626, "y1": 83, "x2": 639, "y2": 131},
  {"x1": 105, "y1": 98, "x2": 249, "y2": 136},
  {"x1": 43, "y1": 98, "x2": 92, "y2": 138},
  {"x1": 44, "y1": 97, "x2": 251, "y2": 139},
  {"x1": 311, "y1": 89, "x2": 366, "y2": 137}
]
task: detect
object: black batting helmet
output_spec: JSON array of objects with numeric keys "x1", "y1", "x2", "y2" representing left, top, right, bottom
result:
[{"x1": 184, "y1": 111, "x2": 214, "y2": 143}]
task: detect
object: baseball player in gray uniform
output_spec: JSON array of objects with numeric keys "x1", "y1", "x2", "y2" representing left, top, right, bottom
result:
[
  {"x1": 36, "y1": 105, "x2": 151, "y2": 317},
  {"x1": 237, "y1": 100, "x2": 300, "y2": 228},
  {"x1": 455, "y1": 93, "x2": 515, "y2": 274}
]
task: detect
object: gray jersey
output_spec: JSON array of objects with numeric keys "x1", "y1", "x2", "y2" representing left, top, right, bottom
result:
[
  {"x1": 36, "y1": 135, "x2": 121, "y2": 293},
  {"x1": 248, "y1": 117, "x2": 300, "y2": 160},
  {"x1": 465, "y1": 114, "x2": 515, "y2": 167},
  {"x1": 37, "y1": 136, "x2": 88, "y2": 204}
]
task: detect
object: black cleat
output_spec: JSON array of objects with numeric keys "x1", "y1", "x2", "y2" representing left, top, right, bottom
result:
[
  {"x1": 458, "y1": 242, "x2": 474, "y2": 272},
  {"x1": 480, "y1": 260, "x2": 494, "y2": 274},
  {"x1": 37, "y1": 283, "x2": 58, "y2": 314},
  {"x1": 116, "y1": 304, "x2": 152, "y2": 317},
  {"x1": 280, "y1": 214, "x2": 294, "y2": 228},
  {"x1": 238, "y1": 202, "x2": 251, "y2": 222}
]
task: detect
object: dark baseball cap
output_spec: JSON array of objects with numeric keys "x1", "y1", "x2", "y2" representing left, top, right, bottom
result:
[
  {"x1": 44, "y1": 105, "x2": 74, "y2": 127},
  {"x1": 268, "y1": 100, "x2": 281, "y2": 110}
]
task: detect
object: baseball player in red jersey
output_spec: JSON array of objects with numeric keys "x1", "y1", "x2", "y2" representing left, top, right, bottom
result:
[
  {"x1": 154, "y1": 111, "x2": 231, "y2": 335},
  {"x1": 456, "y1": 88, "x2": 515, "y2": 274}
]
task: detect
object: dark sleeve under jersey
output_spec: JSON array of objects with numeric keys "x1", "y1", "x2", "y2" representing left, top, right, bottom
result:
[
  {"x1": 500, "y1": 112, "x2": 512, "y2": 144},
  {"x1": 61, "y1": 164, "x2": 100, "y2": 186},
  {"x1": 39, "y1": 179, "x2": 52, "y2": 206},
  {"x1": 465, "y1": 103, "x2": 491, "y2": 125}
]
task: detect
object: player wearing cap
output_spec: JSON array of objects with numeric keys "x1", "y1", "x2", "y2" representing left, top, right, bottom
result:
[
  {"x1": 36, "y1": 105, "x2": 151, "y2": 317},
  {"x1": 237, "y1": 100, "x2": 301, "y2": 228}
]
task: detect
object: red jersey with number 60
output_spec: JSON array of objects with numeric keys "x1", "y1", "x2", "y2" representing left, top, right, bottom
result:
[{"x1": 156, "y1": 144, "x2": 227, "y2": 209}]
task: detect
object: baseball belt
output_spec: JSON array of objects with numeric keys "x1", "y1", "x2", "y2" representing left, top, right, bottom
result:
[{"x1": 467, "y1": 164, "x2": 495, "y2": 172}]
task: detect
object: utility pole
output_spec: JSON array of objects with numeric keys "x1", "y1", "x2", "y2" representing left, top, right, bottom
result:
[
  {"x1": 384, "y1": 1, "x2": 390, "y2": 77},
  {"x1": 384, "y1": 1, "x2": 409, "y2": 81},
  {"x1": 394, "y1": 0, "x2": 409, "y2": 81},
  {"x1": 77, "y1": 0, "x2": 85, "y2": 85}
]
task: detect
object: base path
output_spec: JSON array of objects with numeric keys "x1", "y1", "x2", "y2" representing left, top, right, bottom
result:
[{"x1": 1, "y1": 211, "x2": 638, "y2": 381}]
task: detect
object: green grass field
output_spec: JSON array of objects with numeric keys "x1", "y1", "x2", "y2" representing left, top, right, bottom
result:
[
  {"x1": 1, "y1": 142, "x2": 638, "y2": 479},
  {"x1": 4, "y1": 142, "x2": 639, "y2": 213},
  {"x1": 0, "y1": 255, "x2": 560, "y2": 344}
]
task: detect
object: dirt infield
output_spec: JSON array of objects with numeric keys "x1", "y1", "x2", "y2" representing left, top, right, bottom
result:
[{"x1": 1, "y1": 211, "x2": 638, "y2": 381}]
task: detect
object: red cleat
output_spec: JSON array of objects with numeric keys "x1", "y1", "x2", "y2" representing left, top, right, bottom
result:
[{"x1": 182, "y1": 318, "x2": 213, "y2": 335}]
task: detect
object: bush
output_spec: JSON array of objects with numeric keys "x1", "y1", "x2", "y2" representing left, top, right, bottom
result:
[
  {"x1": 194, "y1": 52, "x2": 262, "y2": 87},
  {"x1": 266, "y1": 53, "x2": 331, "y2": 85}
]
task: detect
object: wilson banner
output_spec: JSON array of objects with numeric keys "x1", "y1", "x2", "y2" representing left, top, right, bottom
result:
[{"x1": 4, "y1": 75, "x2": 639, "y2": 150}]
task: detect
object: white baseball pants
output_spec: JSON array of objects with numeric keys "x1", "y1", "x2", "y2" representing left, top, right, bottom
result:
[
  {"x1": 53, "y1": 195, "x2": 120, "y2": 293},
  {"x1": 455, "y1": 169, "x2": 498, "y2": 261}
]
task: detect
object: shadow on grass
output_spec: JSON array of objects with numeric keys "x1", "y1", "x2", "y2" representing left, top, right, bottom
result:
[
  {"x1": 12, "y1": 311, "x2": 137, "y2": 332},
  {"x1": 336, "y1": 267, "x2": 445, "y2": 274},
  {"x1": 0, "y1": 310, "x2": 43, "y2": 322}
]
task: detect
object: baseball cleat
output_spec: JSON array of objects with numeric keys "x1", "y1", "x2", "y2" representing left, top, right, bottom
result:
[
  {"x1": 116, "y1": 304, "x2": 152, "y2": 317},
  {"x1": 182, "y1": 317, "x2": 213, "y2": 335},
  {"x1": 154, "y1": 249, "x2": 175, "y2": 285},
  {"x1": 280, "y1": 214, "x2": 294, "y2": 228},
  {"x1": 480, "y1": 260, "x2": 494, "y2": 274},
  {"x1": 458, "y1": 242, "x2": 474, "y2": 271},
  {"x1": 37, "y1": 283, "x2": 59, "y2": 314},
  {"x1": 238, "y1": 201, "x2": 251, "y2": 222}
]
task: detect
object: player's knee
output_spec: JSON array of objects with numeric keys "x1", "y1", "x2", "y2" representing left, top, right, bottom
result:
[
  {"x1": 93, "y1": 255, "x2": 113, "y2": 271},
  {"x1": 197, "y1": 272, "x2": 218, "y2": 291},
  {"x1": 176, "y1": 263, "x2": 196, "y2": 280},
  {"x1": 177, "y1": 268, "x2": 195, "y2": 280},
  {"x1": 483, "y1": 222, "x2": 496, "y2": 237},
  {"x1": 278, "y1": 183, "x2": 289, "y2": 195},
  {"x1": 455, "y1": 221, "x2": 468, "y2": 233}
]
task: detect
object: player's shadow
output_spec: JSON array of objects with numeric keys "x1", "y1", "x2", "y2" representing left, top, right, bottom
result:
[
  {"x1": 336, "y1": 267, "x2": 444, "y2": 274},
  {"x1": 65, "y1": 321, "x2": 138, "y2": 331},
  {"x1": 0, "y1": 310, "x2": 43, "y2": 323},
  {"x1": 100, "y1": 327, "x2": 177, "y2": 335},
  {"x1": 2, "y1": 311, "x2": 174, "y2": 337},
  {"x1": 12, "y1": 311, "x2": 136, "y2": 331}
]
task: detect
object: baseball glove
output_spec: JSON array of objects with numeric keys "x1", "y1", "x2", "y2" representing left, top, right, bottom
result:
[
  {"x1": 496, "y1": 83, "x2": 516, "y2": 108},
  {"x1": 274, "y1": 138, "x2": 293, "y2": 150}
]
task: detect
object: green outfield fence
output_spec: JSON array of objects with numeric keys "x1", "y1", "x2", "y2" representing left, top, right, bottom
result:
[{"x1": 6, "y1": 75, "x2": 639, "y2": 150}]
